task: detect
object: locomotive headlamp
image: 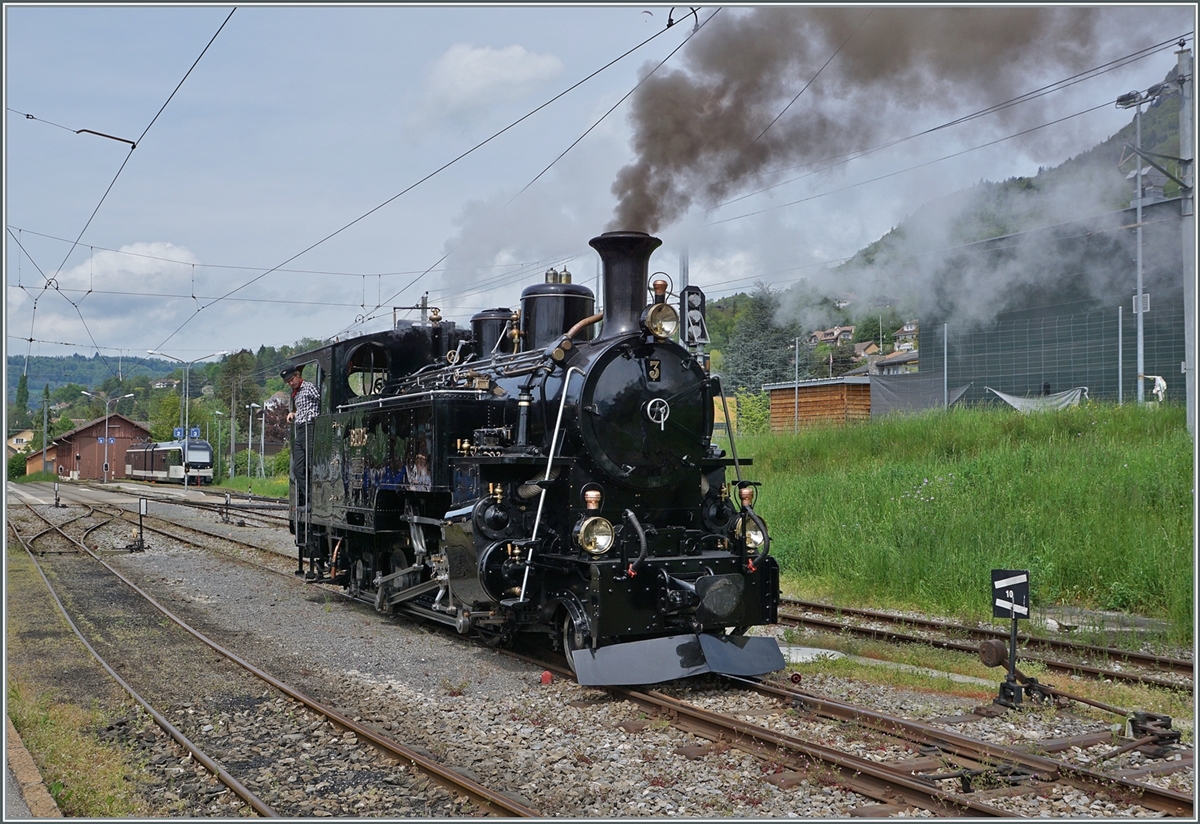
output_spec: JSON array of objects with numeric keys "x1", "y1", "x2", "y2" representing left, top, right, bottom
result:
[
  {"x1": 741, "y1": 518, "x2": 766, "y2": 549},
  {"x1": 641, "y1": 303, "x2": 679, "y2": 340},
  {"x1": 576, "y1": 516, "x2": 615, "y2": 555}
]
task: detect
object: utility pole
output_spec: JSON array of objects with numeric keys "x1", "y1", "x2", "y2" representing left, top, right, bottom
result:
[
  {"x1": 41, "y1": 395, "x2": 48, "y2": 474},
  {"x1": 793, "y1": 337, "x2": 800, "y2": 433},
  {"x1": 1178, "y1": 42, "x2": 1195, "y2": 436}
]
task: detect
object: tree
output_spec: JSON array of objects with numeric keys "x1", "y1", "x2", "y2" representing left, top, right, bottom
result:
[
  {"x1": 150, "y1": 392, "x2": 182, "y2": 442},
  {"x1": 720, "y1": 283, "x2": 806, "y2": 392},
  {"x1": 830, "y1": 341, "x2": 860, "y2": 378},
  {"x1": 215, "y1": 351, "x2": 260, "y2": 410},
  {"x1": 12, "y1": 373, "x2": 30, "y2": 428},
  {"x1": 852, "y1": 307, "x2": 905, "y2": 354},
  {"x1": 262, "y1": 402, "x2": 289, "y2": 444},
  {"x1": 8, "y1": 452, "x2": 27, "y2": 481},
  {"x1": 216, "y1": 350, "x2": 260, "y2": 465}
]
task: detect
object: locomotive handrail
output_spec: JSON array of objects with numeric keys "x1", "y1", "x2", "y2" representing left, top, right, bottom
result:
[
  {"x1": 519, "y1": 364, "x2": 585, "y2": 602},
  {"x1": 712, "y1": 376, "x2": 744, "y2": 486}
]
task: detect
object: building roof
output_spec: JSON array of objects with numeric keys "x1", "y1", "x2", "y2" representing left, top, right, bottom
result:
[
  {"x1": 877, "y1": 349, "x2": 920, "y2": 365},
  {"x1": 763, "y1": 375, "x2": 871, "y2": 391},
  {"x1": 50, "y1": 414, "x2": 152, "y2": 445}
]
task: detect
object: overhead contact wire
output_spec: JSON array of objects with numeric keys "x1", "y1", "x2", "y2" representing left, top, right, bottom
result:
[{"x1": 163, "y1": 19, "x2": 682, "y2": 349}]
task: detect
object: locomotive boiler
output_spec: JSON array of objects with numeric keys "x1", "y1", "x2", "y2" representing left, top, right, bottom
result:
[{"x1": 286, "y1": 230, "x2": 783, "y2": 685}]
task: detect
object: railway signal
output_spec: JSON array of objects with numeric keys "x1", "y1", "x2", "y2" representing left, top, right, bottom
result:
[{"x1": 992, "y1": 569, "x2": 1030, "y2": 708}]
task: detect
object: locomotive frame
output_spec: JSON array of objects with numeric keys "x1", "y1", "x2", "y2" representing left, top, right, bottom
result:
[{"x1": 285, "y1": 231, "x2": 782, "y2": 685}]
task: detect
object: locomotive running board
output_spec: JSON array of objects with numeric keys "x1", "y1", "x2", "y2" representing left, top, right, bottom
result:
[{"x1": 569, "y1": 633, "x2": 785, "y2": 686}]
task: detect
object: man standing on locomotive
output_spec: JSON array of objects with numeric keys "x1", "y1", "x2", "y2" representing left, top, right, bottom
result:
[{"x1": 282, "y1": 366, "x2": 318, "y2": 512}]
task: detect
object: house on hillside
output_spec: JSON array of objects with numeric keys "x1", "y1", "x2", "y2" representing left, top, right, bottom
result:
[
  {"x1": 808, "y1": 325, "x2": 856, "y2": 346},
  {"x1": 875, "y1": 349, "x2": 919, "y2": 375},
  {"x1": 6, "y1": 428, "x2": 34, "y2": 458},
  {"x1": 153, "y1": 378, "x2": 180, "y2": 390},
  {"x1": 854, "y1": 341, "x2": 879, "y2": 360},
  {"x1": 893, "y1": 322, "x2": 919, "y2": 351}
]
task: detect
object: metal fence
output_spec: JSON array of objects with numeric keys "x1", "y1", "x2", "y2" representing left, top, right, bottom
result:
[
  {"x1": 751, "y1": 295, "x2": 1186, "y2": 410},
  {"x1": 928, "y1": 296, "x2": 1187, "y2": 406}
]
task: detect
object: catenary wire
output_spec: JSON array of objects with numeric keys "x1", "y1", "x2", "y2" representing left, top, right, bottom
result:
[
  {"x1": 150, "y1": 17, "x2": 682, "y2": 352},
  {"x1": 713, "y1": 33, "x2": 1191, "y2": 211},
  {"x1": 17, "y1": 8, "x2": 236, "y2": 379},
  {"x1": 337, "y1": 11, "x2": 723, "y2": 340}
]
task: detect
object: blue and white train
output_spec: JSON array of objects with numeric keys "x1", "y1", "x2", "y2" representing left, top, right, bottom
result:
[{"x1": 125, "y1": 439, "x2": 214, "y2": 485}]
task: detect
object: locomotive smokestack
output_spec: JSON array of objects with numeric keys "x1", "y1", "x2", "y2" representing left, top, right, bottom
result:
[{"x1": 589, "y1": 231, "x2": 662, "y2": 339}]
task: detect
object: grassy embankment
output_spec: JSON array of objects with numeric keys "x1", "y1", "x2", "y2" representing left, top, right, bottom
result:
[{"x1": 733, "y1": 402, "x2": 1194, "y2": 642}]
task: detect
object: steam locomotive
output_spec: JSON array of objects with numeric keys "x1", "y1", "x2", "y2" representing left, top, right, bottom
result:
[{"x1": 285, "y1": 231, "x2": 782, "y2": 685}]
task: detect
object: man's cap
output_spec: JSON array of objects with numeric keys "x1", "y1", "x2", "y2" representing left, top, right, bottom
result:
[{"x1": 281, "y1": 366, "x2": 300, "y2": 380}]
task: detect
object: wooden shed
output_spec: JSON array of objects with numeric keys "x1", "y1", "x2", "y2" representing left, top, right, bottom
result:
[
  {"x1": 763, "y1": 376, "x2": 871, "y2": 431},
  {"x1": 34, "y1": 414, "x2": 152, "y2": 480}
]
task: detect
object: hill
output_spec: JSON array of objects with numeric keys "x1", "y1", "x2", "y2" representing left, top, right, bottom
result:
[{"x1": 712, "y1": 67, "x2": 1184, "y2": 390}]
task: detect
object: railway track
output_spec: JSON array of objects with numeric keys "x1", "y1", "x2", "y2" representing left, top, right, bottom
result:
[
  {"x1": 508, "y1": 649, "x2": 1192, "y2": 817},
  {"x1": 8, "y1": 503, "x2": 537, "y2": 818},
  {"x1": 11, "y1": 489, "x2": 1191, "y2": 817},
  {"x1": 779, "y1": 598, "x2": 1193, "y2": 693}
]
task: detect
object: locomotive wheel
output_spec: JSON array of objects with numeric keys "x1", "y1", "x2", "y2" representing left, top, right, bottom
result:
[{"x1": 561, "y1": 614, "x2": 588, "y2": 674}]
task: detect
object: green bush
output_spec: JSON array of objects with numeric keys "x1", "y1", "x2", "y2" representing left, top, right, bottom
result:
[
  {"x1": 7, "y1": 452, "x2": 28, "y2": 481},
  {"x1": 735, "y1": 391, "x2": 771, "y2": 435},
  {"x1": 273, "y1": 447, "x2": 290, "y2": 476}
]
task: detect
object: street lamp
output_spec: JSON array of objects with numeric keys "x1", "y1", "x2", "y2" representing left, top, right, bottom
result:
[
  {"x1": 1116, "y1": 85, "x2": 1167, "y2": 404},
  {"x1": 258, "y1": 409, "x2": 267, "y2": 478},
  {"x1": 81, "y1": 391, "x2": 134, "y2": 483},
  {"x1": 247, "y1": 403, "x2": 261, "y2": 478},
  {"x1": 149, "y1": 349, "x2": 226, "y2": 488}
]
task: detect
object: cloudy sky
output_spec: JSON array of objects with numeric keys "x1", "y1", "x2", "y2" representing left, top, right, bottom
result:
[{"x1": 4, "y1": 3, "x2": 1195, "y2": 373}]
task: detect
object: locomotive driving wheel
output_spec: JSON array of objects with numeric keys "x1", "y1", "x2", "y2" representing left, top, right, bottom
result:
[{"x1": 561, "y1": 613, "x2": 590, "y2": 674}]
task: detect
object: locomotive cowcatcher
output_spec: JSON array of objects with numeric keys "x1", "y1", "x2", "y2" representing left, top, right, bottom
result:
[{"x1": 285, "y1": 230, "x2": 783, "y2": 685}]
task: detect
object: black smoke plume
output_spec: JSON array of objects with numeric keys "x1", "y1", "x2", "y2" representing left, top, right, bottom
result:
[{"x1": 609, "y1": 6, "x2": 1111, "y2": 233}]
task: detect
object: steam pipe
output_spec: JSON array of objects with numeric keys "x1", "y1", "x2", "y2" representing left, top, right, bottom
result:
[
  {"x1": 623, "y1": 509, "x2": 649, "y2": 577},
  {"x1": 566, "y1": 311, "x2": 604, "y2": 340}
]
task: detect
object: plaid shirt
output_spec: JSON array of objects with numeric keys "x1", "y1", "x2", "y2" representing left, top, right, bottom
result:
[{"x1": 291, "y1": 379, "x2": 319, "y2": 425}]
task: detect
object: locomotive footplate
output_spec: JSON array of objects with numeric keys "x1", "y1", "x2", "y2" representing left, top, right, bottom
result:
[{"x1": 569, "y1": 633, "x2": 784, "y2": 686}]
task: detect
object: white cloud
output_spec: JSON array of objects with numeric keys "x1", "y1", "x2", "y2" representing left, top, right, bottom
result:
[
  {"x1": 59, "y1": 241, "x2": 201, "y2": 295},
  {"x1": 408, "y1": 43, "x2": 563, "y2": 130}
]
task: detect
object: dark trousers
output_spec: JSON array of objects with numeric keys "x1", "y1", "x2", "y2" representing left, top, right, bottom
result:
[{"x1": 292, "y1": 422, "x2": 312, "y2": 507}]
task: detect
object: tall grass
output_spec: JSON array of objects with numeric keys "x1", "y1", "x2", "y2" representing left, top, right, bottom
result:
[{"x1": 733, "y1": 403, "x2": 1193, "y2": 639}]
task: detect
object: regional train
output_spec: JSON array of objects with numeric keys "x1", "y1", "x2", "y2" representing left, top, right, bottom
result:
[
  {"x1": 126, "y1": 439, "x2": 215, "y2": 485},
  {"x1": 283, "y1": 231, "x2": 783, "y2": 685}
]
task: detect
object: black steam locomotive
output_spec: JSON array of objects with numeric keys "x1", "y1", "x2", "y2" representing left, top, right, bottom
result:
[{"x1": 285, "y1": 231, "x2": 782, "y2": 685}]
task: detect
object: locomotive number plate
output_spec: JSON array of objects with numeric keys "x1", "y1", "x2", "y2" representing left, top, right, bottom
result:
[
  {"x1": 347, "y1": 427, "x2": 368, "y2": 447},
  {"x1": 647, "y1": 359, "x2": 661, "y2": 382}
]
